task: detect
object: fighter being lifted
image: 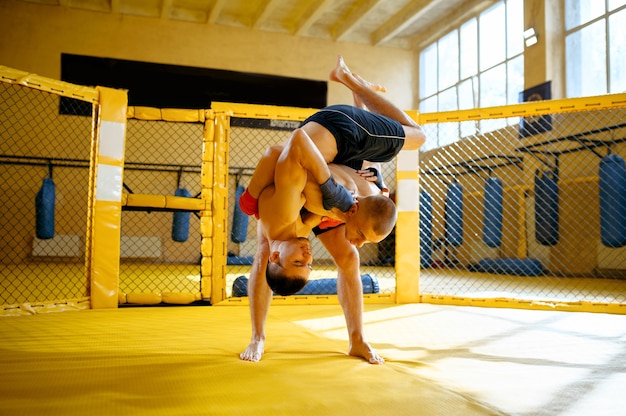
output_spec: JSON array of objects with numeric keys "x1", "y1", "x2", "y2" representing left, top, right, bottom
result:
[{"x1": 239, "y1": 56, "x2": 427, "y2": 363}]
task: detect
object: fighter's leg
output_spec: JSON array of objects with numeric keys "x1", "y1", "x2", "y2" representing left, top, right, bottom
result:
[
  {"x1": 351, "y1": 73, "x2": 386, "y2": 110},
  {"x1": 353, "y1": 73, "x2": 387, "y2": 94},
  {"x1": 330, "y1": 55, "x2": 426, "y2": 150}
]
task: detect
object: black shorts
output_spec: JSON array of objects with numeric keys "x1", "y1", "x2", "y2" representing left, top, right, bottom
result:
[
  {"x1": 312, "y1": 222, "x2": 345, "y2": 237},
  {"x1": 301, "y1": 105, "x2": 406, "y2": 170}
]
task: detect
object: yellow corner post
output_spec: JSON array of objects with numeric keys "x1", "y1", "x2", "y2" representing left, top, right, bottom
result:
[
  {"x1": 200, "y1": 111, "x2": 215, "y2": 301},
  {"x1": 88, "y1": 86, "x2": 128, "y2": 308},
  {"x1": 200, "y1": 110, "x2": 229, "y2": 303},
  {"x1": 211, "y1": 113, "x2": 229, "y2": 303},
  {"x1": 395, "y1": 149, "x2": 421, "y2": 303}
]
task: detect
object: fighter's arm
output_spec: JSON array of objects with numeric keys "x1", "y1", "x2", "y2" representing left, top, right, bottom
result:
[
  {"x1": 275, "y1": 128, "x2": 354, "y2": 213},
  {"x1": 240, "y1": 221, "x2": 273, "y2": 362},
  {"x1": 246, "y1": 145, "x2": 284, "y2": 199},
  {"x1": 268, "y1": 129, "x2": 322, "y2": 223},
  {"x1": 316, "y1": 227, "x2": 384, "y2": 364},
  {"x1": 277, "y1": 128, "x2": 333, "y2": 184},
  {"x1": 244, "y1": 63, "x2": 384, "y2": 202}
]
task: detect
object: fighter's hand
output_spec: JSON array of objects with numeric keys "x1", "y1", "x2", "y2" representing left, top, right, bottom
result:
[
  {"x1": 357, "y1": 167, "x2": 385, "y2": 190},
  {"x1": 320, "y1": 176, "x2": 355, "y2": 212},
  {"x1": 357, "y1": 169, "x2": 378, "y2": 182}
]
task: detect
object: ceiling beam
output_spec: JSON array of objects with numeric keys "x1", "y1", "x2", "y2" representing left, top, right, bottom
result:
[
  {"x1": 208, "y1": 0, "x2": 226, "y2": 24},
  {"x1": 371, "y1": 0, "x2": 437, "y2": 46},
  {"x1": 409, "y1": 0, "x2": 498, "y2": 50},
  {"x1": 332, "y1": 0, "x2": 383, "y2": 41},
  {"x1": 110, "y1": 0, "x2": 120, "y2": 14},
  {"x1": 293, "y1": 0, "x2": 334, "y2": 36},
  {"x1": 160, "y1": 0, "x2": 173, "y2": 19},
  {"x1": 252, "y1": 0, "x2": 279, "y2": 29}
]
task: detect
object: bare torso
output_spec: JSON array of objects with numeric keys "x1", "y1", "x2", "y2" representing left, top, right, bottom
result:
[{"x1": 258, "y1": 186, "x2": 313, "y2": 240}]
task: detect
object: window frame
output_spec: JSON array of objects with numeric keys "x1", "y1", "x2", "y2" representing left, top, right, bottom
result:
[
  {"x1": 564, "y1": 0, "x2": 626, "y2": 97},
  {"x1": 418, "y1": 0, "x2": 525, "y2": 150}
]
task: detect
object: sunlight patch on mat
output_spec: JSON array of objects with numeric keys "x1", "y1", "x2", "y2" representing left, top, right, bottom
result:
[
  {"x1": 472, "y1": 329, "x2": 623, "y2": 365},
  {"x1": 566, "y1": 373, "x2": 626, "y2": 416},
  {"x1": 414, "y1": 358, "x2": 590, "y2": 414},
  {"x1": 293, "y1": 304, "x2": 527, "y2": 361},
  {"x1": 546, "y1": 312, "x2": 626, "y2": 337}
]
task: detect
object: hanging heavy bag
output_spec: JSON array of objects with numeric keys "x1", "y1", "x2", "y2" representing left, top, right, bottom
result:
[
  {"x1": 231, "y1": 185, "x2": 249, "y2": 244},
  {"x1": 35, "y1": 177, "x2": 55, "y2": 240},
  {"x1": 172, "y1": 188, "x2": 192, "y2": 242}
]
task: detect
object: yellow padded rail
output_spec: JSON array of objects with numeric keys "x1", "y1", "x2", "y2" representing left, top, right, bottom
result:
[
  {"x1": 127, "y1": 106, "x2": 206, "y2": 122},
  {"x1": 211, "y1": 102, "x2": 421, "y2": 124},
  {"x1": 419, "y1": 92, "x2": 626, "y2": 123},
  {"x1": 421, "y1": 294, "x2": 626, "y2": 315},
  {"x1": 0, "y1": 65, "x2": 99, "y2": 103},
  {"x1": 211, "y1": 102, "x2": 316, "y2": 121},
  {"x1": 122, "y1": 193, "x2": 206, "y2": 211}
]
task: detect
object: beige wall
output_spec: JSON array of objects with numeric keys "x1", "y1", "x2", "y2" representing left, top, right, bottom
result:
[
  {"x1": 0, "y1": 0, "x2": 416, "y2": 110},
  {"x1": 524, "y1": 0, "x2": 565, "y2": 98}
]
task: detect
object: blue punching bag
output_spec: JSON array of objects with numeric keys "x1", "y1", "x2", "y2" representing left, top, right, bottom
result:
[
  {"x1": 172, "y1": 188, "x2": 192, "y2": 242},
  {"x1": 419, "y1": 190, "x2": 433, "y2": 268},
  {"x1": 35, "y1": 177, "x2": 55, "y2": 239},
  {"x1": 483, "y1": 177, "x2": 504, "y2": 248},
  {"x1": 599, "y1": 154, "x2": 626, "y2": 247},
  {"x1": 231, "y1": 185, "x2": 249, "y2": 244},
  {"x1": 231, "y1": 274, "x2": 380, "y2": 297},
  {"x1": 535, "y1": 170, "x2": 559, "y2": 246},
  {"x1": 445, "y1": 182, "x2": 464, "y2": 247}
]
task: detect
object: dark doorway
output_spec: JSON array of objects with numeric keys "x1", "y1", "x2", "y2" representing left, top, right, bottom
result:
[{"x1": 60, "y1": 53, "x2": 327, "y2": 115}]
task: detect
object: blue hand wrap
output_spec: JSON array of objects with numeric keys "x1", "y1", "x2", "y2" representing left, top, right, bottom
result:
[
  {"x1": 365, "y1": 167, "x2": 385, "y2": 190},
  {"x1": 320, "y1": 176, "x2": 354, "y2": 212}
]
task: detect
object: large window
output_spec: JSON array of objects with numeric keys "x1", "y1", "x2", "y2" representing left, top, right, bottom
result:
[
  {"x1": 565, "y1": 0, "x2": 626, "y2": 97},
  {"x1": 419, "y1": 0, "x2": 524, "y2": 149}
]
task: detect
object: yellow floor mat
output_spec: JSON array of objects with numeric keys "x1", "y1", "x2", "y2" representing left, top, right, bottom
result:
[
  {"x1": 1, "y1": 303, "x2": 625, "y2": 415},
  {"x1": 0, "y1": 305, "x2": 502, "y2": 416}
]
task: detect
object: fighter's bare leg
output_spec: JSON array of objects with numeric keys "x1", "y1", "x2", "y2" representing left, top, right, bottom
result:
[
  {"x1": 353, "y1": 73, "x2": 386, "y2": 93},
  {"x1": 330, "y1": 55, "x2": 425, "y2": 150},
  {"x1": 352, "y1": 72, "x2": 386, "y2": 110},
  {"x1": 330, "y1": 56, "x2": 407, "y2": 123}
]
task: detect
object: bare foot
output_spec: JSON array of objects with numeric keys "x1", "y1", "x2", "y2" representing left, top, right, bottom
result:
[
  {"x1": 349, "y1": 339, "x2": 385, "y2": 365},
  {"x1": 330, "y1": 55, "x2": 386, "y2": 94},
  {"x1": 240, "y1": 339, "x2": 264, "y2": 362},
  {"x1": 329, "y1": 55, "x2": 352, "y2": 85}
]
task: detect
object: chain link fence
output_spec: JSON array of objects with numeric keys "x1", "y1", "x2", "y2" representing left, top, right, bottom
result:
[
  {"x1": 419, "y1": 102, "x2": 626, "y2": 307},
  {"x1": 120, "y1": 116, "x2": 204, "y2": 299},
  {"x1": 2, "y1": 67, "x2": 625, "y2": 313},
  {"x1": 0, "y1": 81, "x2": 93, "y2": 307}
]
